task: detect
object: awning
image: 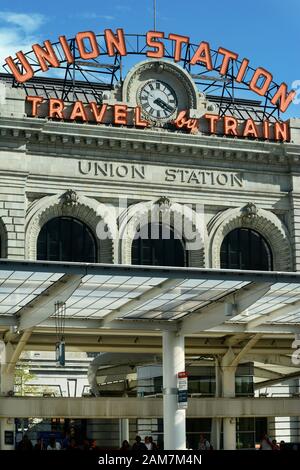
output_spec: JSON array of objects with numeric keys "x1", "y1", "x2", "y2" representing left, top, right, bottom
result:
[{"x1": 0, "y1": 260, "x2": 299, "y2": 335}]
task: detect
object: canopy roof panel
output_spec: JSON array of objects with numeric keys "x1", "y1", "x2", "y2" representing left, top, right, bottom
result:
[{"x1": 0, "y1": 260, "x2": 299, "y2": 334}]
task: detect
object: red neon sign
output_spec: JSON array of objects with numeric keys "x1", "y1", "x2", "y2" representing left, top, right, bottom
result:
[
  {"x1": 5, "y1": 29, "x2": 296, "y2": 113},
  {"x1": 25, "y1": 97, "x2": 290, "y2": 142}
]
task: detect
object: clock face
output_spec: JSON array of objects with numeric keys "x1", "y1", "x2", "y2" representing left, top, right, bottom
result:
[{"x1": 138, "y1": 80, "x2": 178, "y2": 121}]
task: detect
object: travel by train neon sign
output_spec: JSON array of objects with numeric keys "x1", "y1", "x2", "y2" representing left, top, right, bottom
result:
[{"x1": 25, "y1": 97, "x2": 290, "y2": 142}]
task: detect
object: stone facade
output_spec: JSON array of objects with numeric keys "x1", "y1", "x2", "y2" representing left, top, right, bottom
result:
[
  {"x1": 1, "y1": 73, "x2": 300, "y2": 450},
  {"x1": 0, "y1": 63, "x2": 300, "y2": 271},
  {"x1": 0, "y1": 76, "x2": 300, "y2": 271}
]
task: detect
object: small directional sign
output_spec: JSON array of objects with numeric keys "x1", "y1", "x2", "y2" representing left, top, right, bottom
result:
[{"x1": 177, "y1": 371, "x2": 188, "y2": 409}]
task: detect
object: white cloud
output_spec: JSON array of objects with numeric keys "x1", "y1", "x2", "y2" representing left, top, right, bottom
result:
[
  {"x1": 0, "y1": 11, "x2": 45, "y2": 71},
  {"x1": 80, "y1": 13, "x2": 115, "y2": 21},
  {"x1": 0, "y1": 12, "x2": 45, "y2": 34}
]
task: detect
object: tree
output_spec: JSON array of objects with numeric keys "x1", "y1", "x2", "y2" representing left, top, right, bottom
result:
[{"x1": 14, "y1": 364, "x2": 36, "y2": 396}]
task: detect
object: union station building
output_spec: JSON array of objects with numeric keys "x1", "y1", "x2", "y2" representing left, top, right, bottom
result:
[{"x1": 0, "y1": 30, "x2": 299, "y2": 450}]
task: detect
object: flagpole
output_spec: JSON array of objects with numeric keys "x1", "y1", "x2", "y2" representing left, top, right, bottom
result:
[{"x1": 153, "y1": 0, "x2": 157, "y2": 31}]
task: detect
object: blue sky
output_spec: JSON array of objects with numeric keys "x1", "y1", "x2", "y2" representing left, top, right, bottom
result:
[{"x1": 0, "y1": 0, "x2": 299, "y2": 117}]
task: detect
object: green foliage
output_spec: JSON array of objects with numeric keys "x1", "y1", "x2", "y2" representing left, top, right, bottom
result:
[{"x1": 14, "y1": 364, "x2": 36, "y2": 396}]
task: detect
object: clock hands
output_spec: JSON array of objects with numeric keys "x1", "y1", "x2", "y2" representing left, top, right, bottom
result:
[
  {"x1": 140, "y1": 80, "x2": 177, "y2": 119},
  {"x1": 153, "y1": 97, "x2": 174, "y2": 113}
]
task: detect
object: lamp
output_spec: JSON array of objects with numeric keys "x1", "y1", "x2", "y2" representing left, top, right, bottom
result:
[{"x1": 55, "y1": 301, "x2": 66, "y2": 367}]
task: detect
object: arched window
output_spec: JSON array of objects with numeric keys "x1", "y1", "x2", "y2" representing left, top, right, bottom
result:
[
  {"x1": 220, "y1": 228, "x2": 273, "y2": 271},
  {"x1": 37, "y1": 217, "x2": 97, "y2": 262},
  {"x1": 131, "y1": 223, "x2": 186, "y2": 267}
]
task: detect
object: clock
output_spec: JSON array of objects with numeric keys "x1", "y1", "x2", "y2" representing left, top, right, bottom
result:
[
  {"x1": 122, "y1": 60, "x2": 204, "y2": 127},
  {"x1": 138, "y1": 79, "x2": 178, "y2": 121}
]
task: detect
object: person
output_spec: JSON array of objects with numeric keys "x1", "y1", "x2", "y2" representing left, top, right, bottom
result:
[
  {"x1": 259, "y1": 433, "x2": 273, "y2": 450},
  {"x1": 120, "y1": 440, "x2": 131, "y2": 451},
  {"x1": 148, "y1": 436, "x2": 158, "y2": 451},
  {"x1": 82, "y1": 438, "x2": 90, "y2": 451},
  {"x1": 17, "y1": 434, "x2": 33, "y2": 451},
  {"x1": 62, "y1": 431, "x2": 71, "y2": 450},
  {"x1": 47, "y1": 435, "x2": 61, "y2": 450},
  {"x1": 144, "y1": 436, "x2": 151, "y2": 450},
  {"x1": 198, "y1": 433, "x2": 211, "y2": 451},
  {"x1": 89, "y1": 439, "x2": 100, "y2": 451},
  {"x1": 279, "y1": 440, "x2": 286, "y2": 451},
  {"x1": 34, "y1": 437, "x2": 45, "y2": 450},
  {"x1": 132, "y1": 435, "x2": 147, "y2": 453},
  {"x1": 144, "y1": 436, "x2": 157, "y2": 450},
  {"x1": 66, "y1": 438, "x2": 80, "y2": 451},
  {"x1": 271, "y1": 439, "x2": 279, "y2": 450}
]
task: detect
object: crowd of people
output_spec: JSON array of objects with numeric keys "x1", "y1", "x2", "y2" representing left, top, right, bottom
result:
[
  {"x1": 16, "y1": 433, "x2": 159, "y2": 452},
  {"x1": 16, "y1": 431, "x2": 297, "y2": 451},
  {"x1": 259, "y1": 433, "x2": 290, "y2": 451},
  {"x1": 120, "y1": 436, "x2": 158, "y2": 452},
  {"x1": 17, "y1": 433, "x2": 102, "y2": 451}
]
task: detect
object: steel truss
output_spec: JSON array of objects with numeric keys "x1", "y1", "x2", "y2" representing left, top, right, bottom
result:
[{"x1": 2, "y1": 33, "x2": 282, "y2": 122}]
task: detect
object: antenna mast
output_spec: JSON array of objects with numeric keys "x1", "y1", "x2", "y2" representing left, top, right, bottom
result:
[{"x1": 153, "y1": 0, "x2": 157, "y2": 31}]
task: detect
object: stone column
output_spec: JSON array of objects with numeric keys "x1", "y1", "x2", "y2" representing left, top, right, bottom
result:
[
  {"x1": 289, "y1": 379, "x2": 300, "y2": 443},
  {"x1": 211, "y1": 356, "x2": 222, "y2": 450},
  {"x1": 162, "y1": 331, "x2": 186, "y2": 450},
  {"x1": 0, "y1": 342, "x2": 15, "y2": 450},
  {"x1": 119, "y1": 418, "x2": 130, "y2": 447},
  {"x1": 221, "y1": 349, "x2": 237, "y2": 450}
]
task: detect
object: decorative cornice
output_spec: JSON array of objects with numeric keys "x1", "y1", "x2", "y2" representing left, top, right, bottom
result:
[{"x1": 0, "y1": 116, "x2": 299, "y2": 166}]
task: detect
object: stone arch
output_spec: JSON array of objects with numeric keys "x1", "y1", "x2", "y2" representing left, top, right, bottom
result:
[
  {"x1": 0, "y1": 218, "x2": 7, "y2": 258},
  {"x1": 25, "y1": 191, "x2": 117, "y2": 263},
  {"x1": 118, "y1": 198, "x2": 207, "y2": 267},
  {"x1": 208, "y1": 205, "x2": 292, "y2": 271}
]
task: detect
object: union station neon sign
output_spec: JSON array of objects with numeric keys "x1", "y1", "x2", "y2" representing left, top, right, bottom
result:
[{"x1": 5, "y1": 28, "x2": 295, "y2": 141}]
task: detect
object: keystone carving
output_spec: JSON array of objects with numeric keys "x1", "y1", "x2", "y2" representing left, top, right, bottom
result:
[
  {"x1": 60, "y1": 189, "x2": 79, "y2": 207},
  {"x1": 155, "y1": 196, "x2": 171, "y2": 208},
  {"x1": 242, "y1": 202, "x2": 258, "y2": 220}
]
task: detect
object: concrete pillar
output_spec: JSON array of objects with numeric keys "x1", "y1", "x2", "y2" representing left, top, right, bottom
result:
[
  {"x1": 162, "y1": 331, "x2": 186, "y2": 450},
  {"x1": 289, "y1": 379, "x2": 300, "y2": 442},
  {"x1": 221, "y1": 349, "x2": 237, "y2": 450},
  {"x1": 211, "y1": 357, "x2": 221, "y2": 450},
  {"x1": 0, "y1": 342, "x2": 15, "y2": 450},
  {"x1": 119, "y1": 418, "x2": 130, "y2": 447},
  {"x1": 0, "y1": 342, "x2": 15, "y2": 394},
  {"x1": 211, "y1": 419, "x2": 221, "y2": 450}
]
